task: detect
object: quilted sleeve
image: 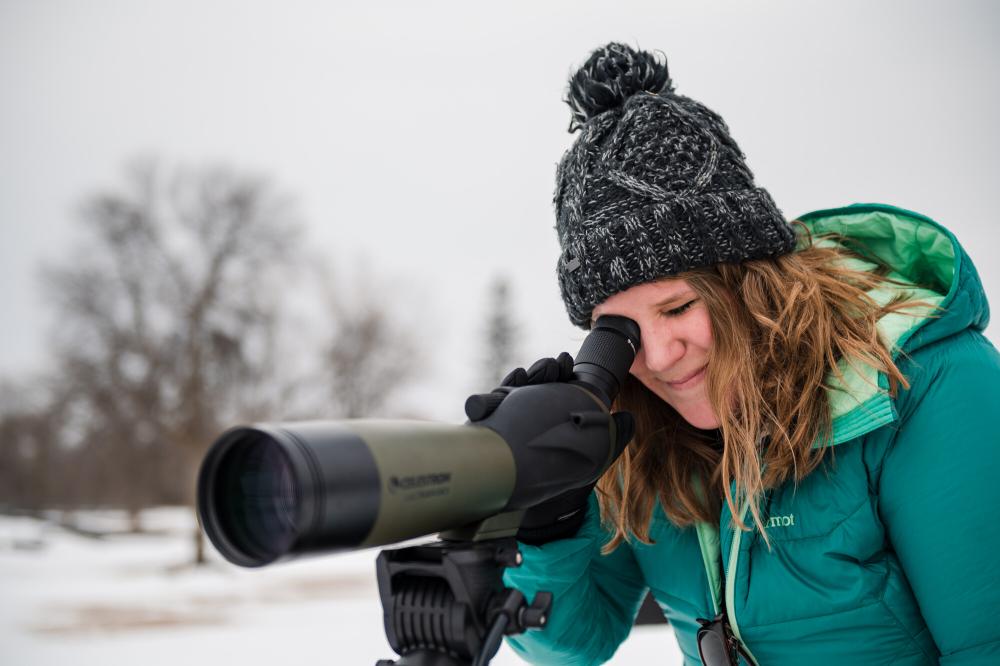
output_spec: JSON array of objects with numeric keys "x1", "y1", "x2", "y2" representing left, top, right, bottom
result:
[
  {"x1": 502, "y1": 492, "x2": 649, "y2": 666},
  {"x1": 879, "y1": 330, "x2": 1000, "y2": 665}
]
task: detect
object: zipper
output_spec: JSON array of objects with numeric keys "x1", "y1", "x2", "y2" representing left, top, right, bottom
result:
[{"x1": 724, "y1": 498, "x2": 761, "y2": 666}]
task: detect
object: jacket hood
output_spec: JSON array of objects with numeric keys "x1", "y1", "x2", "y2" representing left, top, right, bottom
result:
[{"x1": 796, "y1": 203, "x2": 991, "y2": 446}]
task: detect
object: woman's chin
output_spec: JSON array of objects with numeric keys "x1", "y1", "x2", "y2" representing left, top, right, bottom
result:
[{"x1": 676, "y1": 406, "x2": 721, "y2": 430}]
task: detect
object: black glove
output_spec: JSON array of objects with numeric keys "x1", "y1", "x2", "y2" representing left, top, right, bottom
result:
[{"x1": 467, "y1": 353, "x2": 635, "y2": 546}]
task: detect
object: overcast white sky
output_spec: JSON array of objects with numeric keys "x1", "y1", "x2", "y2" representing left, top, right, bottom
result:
[{"x1": 2, "y1": 0, "x2": 998, "y2": 421}]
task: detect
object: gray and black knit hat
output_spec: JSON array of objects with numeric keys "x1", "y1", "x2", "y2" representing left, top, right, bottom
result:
[{"x1": 555, "y1": 43, "x2": 797, "y2": 328}]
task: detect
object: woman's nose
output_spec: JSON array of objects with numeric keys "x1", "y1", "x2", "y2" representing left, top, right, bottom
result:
[{"x1": 635, "y1": 328, "x2": 684, "y2": 375}]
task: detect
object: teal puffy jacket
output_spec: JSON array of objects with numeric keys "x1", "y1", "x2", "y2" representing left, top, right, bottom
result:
[{"x1": 503, "y1": 204, "x2": 1000, "y2": 665}]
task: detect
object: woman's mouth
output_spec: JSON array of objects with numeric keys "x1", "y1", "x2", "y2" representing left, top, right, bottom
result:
[{"x1": 665, "y1": 365, "x2": 707, "y2": 390}]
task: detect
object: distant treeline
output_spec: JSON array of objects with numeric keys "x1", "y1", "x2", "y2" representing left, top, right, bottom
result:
[{"x1": 0, "y1": 159, "x2": 520, "y2": 554}]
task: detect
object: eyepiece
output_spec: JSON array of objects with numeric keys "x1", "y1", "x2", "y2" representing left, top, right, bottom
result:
[{"x1": 573, "y1": 315, "x2": 641, "y2": 407}]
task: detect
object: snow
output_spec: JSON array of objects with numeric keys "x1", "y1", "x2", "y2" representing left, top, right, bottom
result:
[{"x1": 0, "y1": 509, "x2": 683, "y2": 665}]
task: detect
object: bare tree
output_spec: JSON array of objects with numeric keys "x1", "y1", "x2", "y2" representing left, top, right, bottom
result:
[
  {"x1": 43, "y1": 159, "x2": 301, "y2": 559},
  {"x1": 320, "y1": 270, "x2": 421, "y2": 419},
  {"x1": 481, "y1": 276, "x2": 519, "y2": 389}
]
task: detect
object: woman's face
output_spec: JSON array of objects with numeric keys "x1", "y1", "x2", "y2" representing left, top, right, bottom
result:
[{"x1": 592, "y1": 278, "x2": 720, "y2": 429}]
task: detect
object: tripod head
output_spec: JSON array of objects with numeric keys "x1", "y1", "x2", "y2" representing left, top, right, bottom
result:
[{"x1": 375, "y1": 539, "x2": 550, "y2": 666}]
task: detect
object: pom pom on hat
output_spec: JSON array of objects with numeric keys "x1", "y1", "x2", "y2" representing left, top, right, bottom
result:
[{"x1": 566, "y1": 42, "x2": 673, "y2": 132}]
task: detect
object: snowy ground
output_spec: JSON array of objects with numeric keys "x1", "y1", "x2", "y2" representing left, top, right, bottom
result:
[{"x1": 0, "y1": 508, "x2": 683, "y2": 665}]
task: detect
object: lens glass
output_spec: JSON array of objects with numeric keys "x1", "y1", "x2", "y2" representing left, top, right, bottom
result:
[{"x1": 214, "y1": 434, "x2": 299, "y2": 563}]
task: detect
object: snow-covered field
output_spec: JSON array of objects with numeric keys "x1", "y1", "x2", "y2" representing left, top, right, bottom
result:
[{"x1": 0, "y1": 508, "x2": 682, "y2": 665}]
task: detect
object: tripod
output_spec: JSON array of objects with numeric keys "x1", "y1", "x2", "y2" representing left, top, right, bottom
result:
[{"x1": 374, "y1": 537, "x2": 552, "y2": 666}]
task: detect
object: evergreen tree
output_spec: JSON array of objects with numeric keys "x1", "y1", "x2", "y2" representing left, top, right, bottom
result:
[{"x1": 482, "y1": 276, "x2": 519, "y2": 388}]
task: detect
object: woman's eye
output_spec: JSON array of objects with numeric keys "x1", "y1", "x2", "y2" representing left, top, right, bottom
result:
[{"x1": 664, "y1": 299, "x2": 697, "y2": 316}]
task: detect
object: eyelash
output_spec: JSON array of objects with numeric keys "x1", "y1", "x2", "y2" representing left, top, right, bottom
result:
[{"x1": 663, "y1": 299, "x2": 697, "y2": 316}]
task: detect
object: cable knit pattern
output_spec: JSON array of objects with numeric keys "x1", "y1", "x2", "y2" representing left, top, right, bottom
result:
[{"x1": 556, "y1": 44, "x2": 797, "y2": 328}]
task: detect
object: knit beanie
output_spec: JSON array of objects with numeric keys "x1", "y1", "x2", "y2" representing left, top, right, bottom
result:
[{"x1": 555, "y1": 43, "x2": 797, "y2": 328}]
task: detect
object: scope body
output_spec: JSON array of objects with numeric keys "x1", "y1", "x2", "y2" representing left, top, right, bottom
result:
[{"x1": 197, "y1": 316, "x2": 640, "y2": 567}]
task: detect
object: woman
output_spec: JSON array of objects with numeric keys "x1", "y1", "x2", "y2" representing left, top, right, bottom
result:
[{"x1": 500, "y1": 43, "x2": 1000, "y2": 665}]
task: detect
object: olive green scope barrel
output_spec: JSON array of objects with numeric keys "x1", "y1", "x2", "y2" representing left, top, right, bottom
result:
[{"x1": 198, "y1": 419, "x2": 519, "y2": 567}]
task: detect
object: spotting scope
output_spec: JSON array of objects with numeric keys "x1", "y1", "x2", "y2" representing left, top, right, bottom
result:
[{"x1": 197, "y1": 315, "x2": 640, "y2": 568}]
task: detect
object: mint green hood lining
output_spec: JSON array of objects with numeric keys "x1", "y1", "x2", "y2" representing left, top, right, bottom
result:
[{"x1": 797, "y1": 204, "x2": 959, "y2": 447}]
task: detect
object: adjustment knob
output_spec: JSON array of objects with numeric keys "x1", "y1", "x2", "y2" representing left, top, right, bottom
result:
[{"x1": 519, "y1": 591, "x2": 553, "y2": 629}]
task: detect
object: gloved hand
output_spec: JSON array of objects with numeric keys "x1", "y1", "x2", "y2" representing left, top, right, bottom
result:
[{"x1": 467, "y1": 352, "x2": 635, "y2": 546}]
